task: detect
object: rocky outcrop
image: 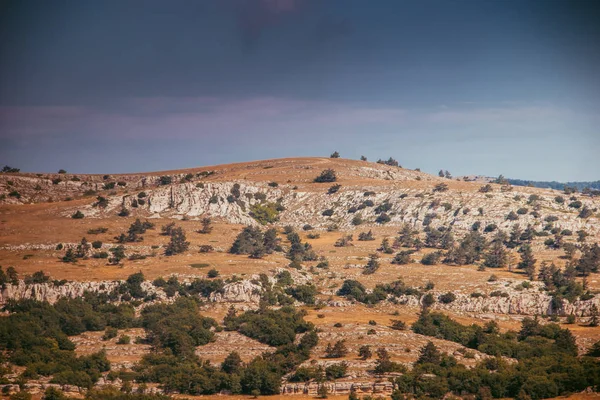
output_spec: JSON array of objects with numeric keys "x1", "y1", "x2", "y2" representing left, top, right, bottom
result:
[
  {"x1": 0, "y1": 280, "x2": 163, "y2": 305},
  {"x1": 0, "y1": 281, "x2": 120, "y2": 305},
  {"x1": 330, "y1": 290, "x2": 600, "y2": 317},
  {"x1": 430, "y1": 291, "x2": 600, "y2": 316},
  {"x1": 209, "y1": 280, "x2": 263, "y2": 303},
  {"x1": 281, "y1": 380, "x2": 394, "y2": 395},
  {"x1": 2, "y1": 278, "x2": 598, "y2": 317},
  {"x1": 74, "y1": 179, "x2": 599, "y2": 237}
]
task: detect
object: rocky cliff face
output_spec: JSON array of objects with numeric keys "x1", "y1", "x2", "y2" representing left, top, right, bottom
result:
[
  {"x1": 75, "y1": 180, "x2": 599, "y2": 237},
  {"x1": 209, "y1": 280, "x2": 263, "y2": 303},
  {"x1": 281, "y1": 381, "x2": 394, "y2": 396},
  {"x1": 3, "y1": 278, "x2": 597, "y2": 317},
  {"x1": 0, "y1": 280, "x2": 120, "y2": 304},
  {"x1": 0, "y1": 280, "x2": 162, "y2": 305}
]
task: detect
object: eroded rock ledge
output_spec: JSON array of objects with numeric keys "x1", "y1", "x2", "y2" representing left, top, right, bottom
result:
[{"x1": 2, "y1": 279, "x2": 598, "y2": 317}]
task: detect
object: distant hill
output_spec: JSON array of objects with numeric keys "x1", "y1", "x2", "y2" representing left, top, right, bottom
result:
[{"x1": 506, "y1": 179, "x2": 600, "y2": 191}]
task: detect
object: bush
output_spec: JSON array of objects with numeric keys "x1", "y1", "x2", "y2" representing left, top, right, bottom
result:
[
  {"x1": 438, "y1": 292, "x2": 457, "y2": 304},
  {"x1": 285, "y1": 284, "x2": 319, "y2": 305},
  {"x1": 93, "y1": 251, "x2": 109, "y2": 259},
  {"x1": 362, "y1": 254, "x2": 380, "y2": 274},
  {"x1": 314, "y1": 169, "x2": 337, "y2": 183},
  {"x1": 579, "y1": 206, "x2": 593, "y2": 218},
  {"x1": 479, "y1": 184, "x2": 493, "y2": 193},
  {"x1": 159, "y1": 176, "x2": 172, "y2": 185},
  {"x1": 433, "y1": 183, "x2": 448, "y2": 192},
  {"x1": 249, "y1": 202, "x2": 281, "y2": 224},
  {"x1": 421, "y1": 251, "x2": 441, "y2": 265},
  {"x1": 390, "y1": 320, "x2": 407, "y2": 330},
  {"x1": 72, "y1": 210, "x2": 85, "y2": 219},
  {"x1": 506, "y1": 211, "x2": 519, "y2": 221},
  {"x1": 328, "y1": 184, "x2": 341, "y2": 194},
  {"x1": 422, "y1": 293, "x2": 435, "y2": 307},
  {"x1": 322, "y1": 208, "x2": 334, "y2": 217},
  {"x1": 207, "y1": 269, "x2": 219, "y2": 278},
  {"x1": 92, "y1": 240, "x2": 102, "y2": 249},
  {"x1": 324, "y1": 340, "x2": 348, "y2": 358},
  {"x1": 116, "y1": 335, "x2": 130, "y2": 345},
  {"x1": 375, "y1": 212, "x2": 391, "y2": 224},
  {"x1": 103, "y1": 327, "x2": 118, "y2": 341}
]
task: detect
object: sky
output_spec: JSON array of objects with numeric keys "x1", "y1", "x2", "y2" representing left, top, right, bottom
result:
[{"x1": 0, "y1": 0, "x2": 599, "y2": 181}]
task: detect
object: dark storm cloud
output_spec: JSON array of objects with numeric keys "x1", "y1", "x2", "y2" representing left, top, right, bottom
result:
[{"x1": 0, "y1": 0, "x2": 599, "y2": 180}]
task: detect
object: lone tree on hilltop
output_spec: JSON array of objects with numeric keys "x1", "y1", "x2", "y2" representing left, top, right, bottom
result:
[
  {"x1": 314, "y1": 169, "x2": 337, "y2": 183},
  {"x1": 330, "y1": 151, "x2": 340, "y2": 158}
]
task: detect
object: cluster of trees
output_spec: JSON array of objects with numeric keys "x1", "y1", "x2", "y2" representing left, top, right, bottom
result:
[
  {"x1": 0, "y1": 273, "x2": 325, "y2": 396},
  {"x1": 1, "y1": 165, "x2": 20, "y2": 173},
  {"x1": 438, "y1": 170, "x2": 452, "y2": 179},
  {"x1": 62, "y1": 237, "x2": 93, "y2": 263},
  {"x1": 140, "y1": 297, "x2": 217, "y2": 357},
  {"x1": 115, "y1": 219, "x2": 155, "y2": 243},
  {"x1": 286, "y1": 230, "x2": 318, "y2": 263},
  {"x1": 507, "y1": 178, "x2": 600, "y2": 192},
  {"x1": 131, "y1": 300, "x2": 317, "y2": 396},
  {"x1": 376, "y1": 157, "x2": 400, "y2": 167},
  {"x1": 0, "y1": 265, "x2": 19, "y2": 287},
  {"x1": 230, "y1": 226, "x2": 280, "y2": 258},
  {"x1": 290, "y1": 362, "x2": 348, "y2": 382},
  {"x1": 337, "y1": 278, "x2": 421, "y2": 304},
  {"x1": 0, "y1": 295, "x2": 136, "y2": 389},
  {"x1": 402, "y1": 311, "x2": 600, "y2": 399},
  {"x1": 163, "y1": 224, "x2": 189, "y2": 256},
  {"x1": 135, "y1": 306, "x2": 319, "y2": 395}
]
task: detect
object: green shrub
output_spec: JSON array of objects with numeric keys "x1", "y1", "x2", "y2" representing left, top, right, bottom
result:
[
  {"x1": 72, "y1": 210, "x2": 85, "y2": 219},
  {"x1": 314, "y1": 169, "x2": 337, "y2": 183}
]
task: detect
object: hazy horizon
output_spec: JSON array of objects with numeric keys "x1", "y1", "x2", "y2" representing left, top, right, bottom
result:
[{"x1": 1, "y1": 0, "x2": 599, "y2": 181}]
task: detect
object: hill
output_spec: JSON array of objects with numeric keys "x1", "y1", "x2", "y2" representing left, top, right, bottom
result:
[{"x1": 1, "y1": 157, "x2": 600, "y2": 399}]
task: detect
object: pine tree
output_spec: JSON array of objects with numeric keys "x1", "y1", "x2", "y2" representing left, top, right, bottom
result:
[
  {"x1": 379, "y1": 238, "x2": 393, "y2": 254},
  {"x1": 590, "y1": 304, "x2": 599, "y2": 327},
  {"x1": 358, "y1": 345, "x2": 372, "y2": 360},
  {"x1": 518, "y1": 244, "x2": 537, "y2": 280},
  {"x1": 416, "y1": 341, "x2": 441, "y2": 364},
  {"x1": 317, "y1": 384, "x2": 329, "y2": 399},
  {"x1": 483, "y1": 232, "x2": 508, "y2": 268},
  {"x1": 363, "y1": 254, "x2": 380, "y2": 275},
  {"x1": 507, "y1": 224, "x2": 523, "y2": 248},
  {"x1": 62, "y1": 248, "x2": 77, "y2": 263},
  {"x1": 165, "y1": 227, "x2": 190, "y2": 256},
  {"x1": 6, "y1": 266, "x2": 18, "y2": 284},
  {"x1": 199, "y1": 217, "x2": 213, "y2": 234}
]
